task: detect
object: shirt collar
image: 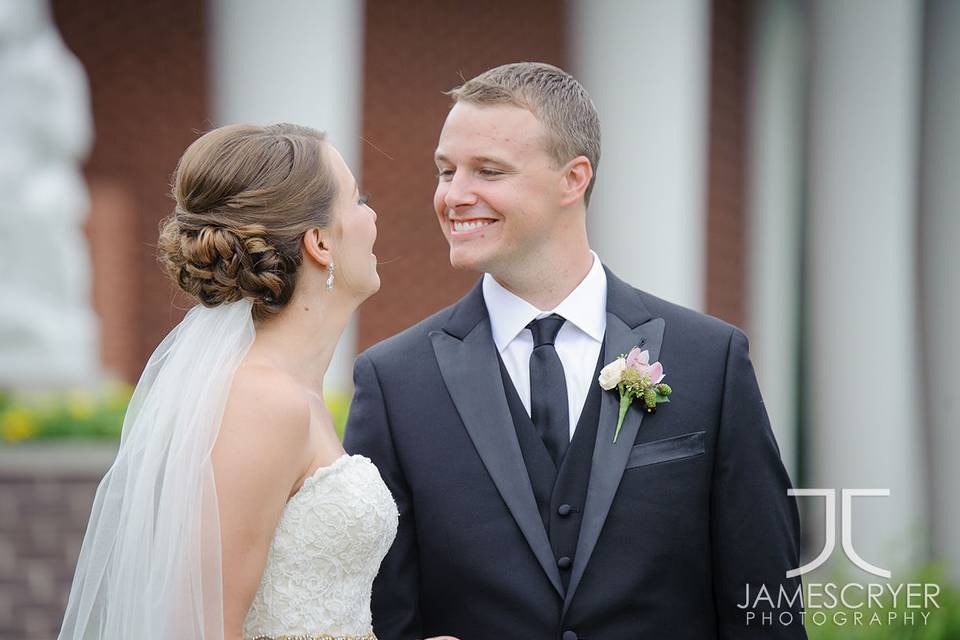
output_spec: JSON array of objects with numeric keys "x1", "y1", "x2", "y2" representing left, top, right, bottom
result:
[{"x1": 482, "y1": 251, "x2": 607, "y2": 353}]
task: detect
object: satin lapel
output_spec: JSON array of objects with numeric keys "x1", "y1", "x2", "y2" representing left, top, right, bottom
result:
[
  {"x1": 562, "y1": 314, "x2": 666, "y2": 617},
  {"x1": 430, "y1": 319, "x2": 564, "y2": 597}
]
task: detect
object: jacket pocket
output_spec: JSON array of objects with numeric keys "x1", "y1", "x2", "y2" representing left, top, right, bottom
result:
[{"x1": 625, "y1": 431, "x2": 706, "y2": 469}]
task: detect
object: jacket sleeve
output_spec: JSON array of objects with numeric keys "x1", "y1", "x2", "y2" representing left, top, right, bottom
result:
[
  {"x1": 343, "y1": 352, "x2": 422, "y2": 640},
  {"x1": 711, "y1": 329, "x2": 807, "y2": 639}
]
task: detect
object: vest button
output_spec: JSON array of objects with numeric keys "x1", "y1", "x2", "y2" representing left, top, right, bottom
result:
[
  {"x1": 557, "y1": 556, "x2": 572, "y2": 570},
  {"x1": 562, "y1": 631, "x2": 578, "y2": 640},
  {"x1": 557, "y1": 503, "x2": 572, "y2": 516}
]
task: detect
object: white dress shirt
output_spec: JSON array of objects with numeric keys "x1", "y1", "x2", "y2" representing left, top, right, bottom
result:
[{"x1": 482, "y1": 252, "x2": 607, "y2": 440}]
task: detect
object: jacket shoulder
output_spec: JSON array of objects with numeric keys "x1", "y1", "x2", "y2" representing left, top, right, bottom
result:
[{"x1": 635, "y1": 288, "x2": 743, "y2": 346}]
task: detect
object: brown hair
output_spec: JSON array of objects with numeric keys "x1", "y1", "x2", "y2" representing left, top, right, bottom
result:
[
  {"x1": 158, "y1": 123, "x2": 338, "y2": 321},
  {"x1": 447, "y1": 62, "x2": 601, "y2": 204}
]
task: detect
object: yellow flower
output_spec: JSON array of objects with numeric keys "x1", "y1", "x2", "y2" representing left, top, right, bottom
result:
[
  {"x1": 67, "y1": 391, "x2": 96, "y2": 421},
  {"x1": 326, "y1": 390, "x2": 352, "y2": 441},
  {"x1": 2, "y1": 408, "x2": 38, "y2": 443},
  {"x1": 104, "y1": 382, "x2": 134, "y2": 411}
]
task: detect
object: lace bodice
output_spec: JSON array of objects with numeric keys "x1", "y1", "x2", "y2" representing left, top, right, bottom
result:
[{"x1": 242, "y1": 454, "x2": 398, "y2": 639}]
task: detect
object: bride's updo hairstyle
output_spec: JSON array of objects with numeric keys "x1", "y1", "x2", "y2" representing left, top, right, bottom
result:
[{"x1": 158, "y1": 123, "x2": 337, "y2": 321}]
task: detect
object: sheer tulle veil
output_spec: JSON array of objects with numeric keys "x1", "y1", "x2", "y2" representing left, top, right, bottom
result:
[{"x1": 58, "y1": 299, "x2": 256, "y2": 639}]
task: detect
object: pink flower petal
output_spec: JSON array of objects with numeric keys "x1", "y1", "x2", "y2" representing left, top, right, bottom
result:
[
  {"x1": 626, "y1": 348, "x2": 649, "y2": 370},
  {"x1": 647, "y1": 361, "x2": 664, "y2": 384}
]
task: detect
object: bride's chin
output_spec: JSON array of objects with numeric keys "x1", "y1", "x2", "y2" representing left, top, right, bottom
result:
[{"x1": 359, "y1": 273, "x2": 381, "y2": 298}]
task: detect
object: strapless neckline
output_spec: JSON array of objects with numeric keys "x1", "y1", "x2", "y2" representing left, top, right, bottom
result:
[{"x1": 243, "y1": 452, "x2": 397, "y2": 639}]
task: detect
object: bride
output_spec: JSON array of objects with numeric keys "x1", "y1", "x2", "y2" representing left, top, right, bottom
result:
[{"x1": 58, "y1": 124, "x2": 457, "y2": 640}]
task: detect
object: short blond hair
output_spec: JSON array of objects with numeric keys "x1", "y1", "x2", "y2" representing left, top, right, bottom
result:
[{"x1": 447, "y1": 62, "x2": 601, "y2": 205}]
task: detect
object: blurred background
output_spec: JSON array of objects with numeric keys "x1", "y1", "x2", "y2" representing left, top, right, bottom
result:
[{"x1": 1, "y1": 0, "x2": 957, "y2": 637}]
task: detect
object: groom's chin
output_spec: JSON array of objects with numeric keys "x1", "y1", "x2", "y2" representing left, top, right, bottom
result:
[{"x1": 447, "y1": 247, "x2": 484, "y2": 273}]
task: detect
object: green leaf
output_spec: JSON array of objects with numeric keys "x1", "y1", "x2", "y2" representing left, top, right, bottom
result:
[{"x1": 613, "y1": 392, "x2": 633, "y2": 443}]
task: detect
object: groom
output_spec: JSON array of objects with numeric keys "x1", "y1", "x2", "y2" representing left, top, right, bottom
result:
[{"x1": 345, "y1": 62, "x2": 806, "y2": 639}]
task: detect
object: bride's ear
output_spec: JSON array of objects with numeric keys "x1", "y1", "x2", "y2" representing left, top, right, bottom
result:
[{"x1": 301, "y1": 228, "x2": 333, "y2": 269}]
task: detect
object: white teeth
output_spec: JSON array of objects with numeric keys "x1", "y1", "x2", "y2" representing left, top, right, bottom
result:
[{"x1": 453, "y1": 220, "x2": 493, "y2": 232}]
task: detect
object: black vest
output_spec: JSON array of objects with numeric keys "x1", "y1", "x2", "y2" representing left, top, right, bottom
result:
[{"x1": 498, "y1": 347, "x2": 605, "y2": 591}]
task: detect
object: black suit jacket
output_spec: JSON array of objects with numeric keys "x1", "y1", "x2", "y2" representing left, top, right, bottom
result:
[{"x1": 344, "y1": 269, "x2": 806, "y2": 639}]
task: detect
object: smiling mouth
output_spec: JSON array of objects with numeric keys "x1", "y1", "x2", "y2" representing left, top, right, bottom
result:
[{"x1": 450, "y1": 219, "x2": 497, "y2": 235}]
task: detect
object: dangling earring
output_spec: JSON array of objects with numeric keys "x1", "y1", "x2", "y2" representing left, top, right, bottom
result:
[{"x1": 325, "y1": 261, "x2": 335, "y2": 291}]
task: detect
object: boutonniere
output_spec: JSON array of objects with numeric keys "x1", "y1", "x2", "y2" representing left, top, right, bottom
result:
[{"x1": 598, "y1": 347, "x2": 673, "y2": 443}]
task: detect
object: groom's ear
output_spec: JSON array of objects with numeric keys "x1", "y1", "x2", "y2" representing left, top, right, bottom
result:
[
  {"x1": 301, "y1": 228, "x2": 333, "y2": 269},
  {"x1": 558, "y1": 155, "x2": 593, "y2": 207}
]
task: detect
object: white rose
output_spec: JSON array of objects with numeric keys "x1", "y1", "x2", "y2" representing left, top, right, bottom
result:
[{"x1": 598, "y1": 358, "x2": 626, "y2": 391}]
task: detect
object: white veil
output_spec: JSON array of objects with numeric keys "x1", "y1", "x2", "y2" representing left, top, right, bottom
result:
[{"x1": 58, "y1": 299, "x2": 255, "y2": 640}]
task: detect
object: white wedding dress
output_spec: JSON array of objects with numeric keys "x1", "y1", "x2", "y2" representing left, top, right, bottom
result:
[{"x1": 242, "y1": 454, "x2": 399, "y2": 640}]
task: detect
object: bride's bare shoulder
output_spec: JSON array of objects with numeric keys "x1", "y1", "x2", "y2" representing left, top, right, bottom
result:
[{"x1": 219, "y1": 363, "x2": 312, "y2": 451}]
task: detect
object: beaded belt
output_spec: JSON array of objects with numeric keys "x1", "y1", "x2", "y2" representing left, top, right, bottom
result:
[{"x1": 249, "y1": 635, "x2": 376, "y2": 640}]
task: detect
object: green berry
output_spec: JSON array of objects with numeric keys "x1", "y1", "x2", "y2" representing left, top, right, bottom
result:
[
  {"x1": 656, "y1": 383, "x2": 672, "y2": 396},
  {"x1": 643, "y1": 387, "x2": 657, "y2": 409}
]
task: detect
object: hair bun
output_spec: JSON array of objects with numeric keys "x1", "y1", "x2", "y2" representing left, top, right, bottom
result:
[{"x1": 158, "y1": 216, "x2": 298, "y2": 312}]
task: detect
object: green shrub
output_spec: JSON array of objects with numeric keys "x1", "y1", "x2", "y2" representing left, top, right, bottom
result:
[
  {"x1": 0, "y1": 384, "x2": 132, "y2": 443},
  {"x1": 1, "y1": 386, "x2": 352, "y2": 443},
  {"x1": 806, "y1": 566, "x2": 960, "y2": 639}
]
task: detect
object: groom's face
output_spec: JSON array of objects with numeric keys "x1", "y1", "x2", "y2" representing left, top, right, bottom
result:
[{"x1": 433, "y1": 102, "x2": 564, "y2": 275}]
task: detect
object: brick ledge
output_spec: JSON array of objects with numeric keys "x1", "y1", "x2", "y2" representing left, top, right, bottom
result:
[{"x1": 0, "y1": 442, "x2": 119, "y2": 476}]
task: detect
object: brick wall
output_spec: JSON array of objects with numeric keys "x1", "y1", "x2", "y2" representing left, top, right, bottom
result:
[
  {"x1": 57, "y1": 0, "x2": 572, "y2": 373},
  {"x1": 705, "y1": 0, "x2": 752, "y2": 330},
  {"x1": 52, "y1": 0, "x2": 209, "y2": 383},
  {"x1": 357, "y1": 0, "x2": 568, "y2": 349},
  {"x1": 0, "y1": 446, "x2": 115, "y2": 640}
]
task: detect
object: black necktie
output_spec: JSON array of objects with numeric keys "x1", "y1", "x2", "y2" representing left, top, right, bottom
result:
[{"x1": 527, "y1": 314, "x2": 569, "y2": 466}]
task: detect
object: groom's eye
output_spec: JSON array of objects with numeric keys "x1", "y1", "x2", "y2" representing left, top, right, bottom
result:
[
  {"x1": 436, "y1": 168, "x2": 454, "y2": 180},
  {"x1": 479, "y1": 168, "x2": 503, "y2": 177}
]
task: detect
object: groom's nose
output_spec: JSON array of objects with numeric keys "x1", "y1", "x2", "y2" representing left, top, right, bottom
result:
[{"x1": 443, "y1": 172, "x2": 478, "y2": 209}]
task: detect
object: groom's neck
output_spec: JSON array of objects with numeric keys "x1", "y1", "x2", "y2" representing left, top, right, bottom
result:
[{"x1": 489, "y1": 246, "x2": 595, "y2": 311}]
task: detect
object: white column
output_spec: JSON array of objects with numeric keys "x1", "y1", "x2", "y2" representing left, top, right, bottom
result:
[
  {"x1": 208, "y1": 0, "x2": 364, "y2": 393},
  {"x1": 920, "y1": 0, "x2": 960, "y2": 583},
  {"x1": 0, "y1": 1, "x2": 98, "y2": 388},
  {"x1": 571, "y1": 0, "x2": 710, "y2": 310},
  {"x1": 807, "y1": 0, "x2": 925, "y2": 574},
  {"x1": 745, "y1": 0, "x2": 806, "y2": 480}
]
